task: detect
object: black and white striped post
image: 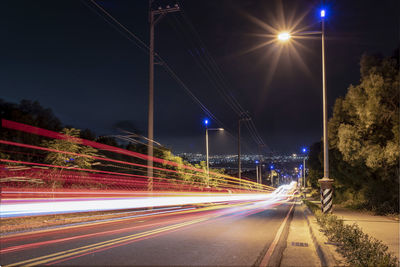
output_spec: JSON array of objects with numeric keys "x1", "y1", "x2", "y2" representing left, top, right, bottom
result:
[{"x1": 318, "y1": 178, "x2": 334, "y2": 213}]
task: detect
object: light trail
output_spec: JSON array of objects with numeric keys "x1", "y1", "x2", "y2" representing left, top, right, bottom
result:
[
  {"x1": 0, "y1": 119, "x2": 275, "y2": 192},
  {"x1": 0, "y1": 120, "x2": 298, "y2": 222},
  {"x1": 1, "y1": 192, "x2": 275, "y2": 218},
  {"x1": 1, "y1": 183, "x2": 296, "y2": 218},
  {"x1": 1, "y1": 195, "x2": 293, "y2": 266}
]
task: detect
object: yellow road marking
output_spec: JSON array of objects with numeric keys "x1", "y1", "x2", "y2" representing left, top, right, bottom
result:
[
  {"x1": 2, "y1": 201, "x2": 248, "y2": 239},
  {"x1": 6, "y1": 217, "x2": 206, "y2": 267},
  {"x1": 5, "y1": 201, "x2": 257, "y2": 266}
]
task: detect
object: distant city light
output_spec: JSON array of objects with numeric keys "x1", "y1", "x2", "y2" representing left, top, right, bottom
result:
[
  {"x1": 302, "y1": 147, "x2": 307, "y2": 153},
  {"x1": 320, "y1": 9, "x2": 326, "y2": 18},
  {"x1": 255, "y1": 160, "x2": 259, "y2": 164},
  {"x1": 270, "y1": 165, "x2": 274, "y2": 170},
  {"x1": 204, "y1": 119, "x2": 209, "y2": 126}
]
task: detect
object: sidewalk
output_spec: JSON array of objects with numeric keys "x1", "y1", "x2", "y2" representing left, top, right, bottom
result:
[
  {"x1": 333, "y1": 207, "x2": 399, "y2": 259},
  {"x1": 280, "y1": 202, "x2": 321, "y2": 266}
]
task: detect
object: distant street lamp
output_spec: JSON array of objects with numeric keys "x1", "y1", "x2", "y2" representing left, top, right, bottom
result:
[
  {"x1": 270, "y1": 164, "x2": 274, "y2": 187},
  {"x1": 301, "y1": 147, "x2": 308, "y2": 188},
  {"x1": 277, "y1": 9, "x2": 334, "y2": 213},
  {"x1": 204, "y1": 119, "x2": 223, "y2": 179},
  {"x1": 255, "y1": 160, "x2": 260, "y2": 184}
]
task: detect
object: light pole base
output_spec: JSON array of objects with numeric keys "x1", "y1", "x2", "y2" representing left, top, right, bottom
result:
[{"x1": 318, "y1": 178, "x2": 334, "y2": 214}]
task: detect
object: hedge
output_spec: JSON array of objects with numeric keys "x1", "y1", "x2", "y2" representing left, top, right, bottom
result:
[{"x1": 303, "y1": 200, "x2": 398, "y2": 267}]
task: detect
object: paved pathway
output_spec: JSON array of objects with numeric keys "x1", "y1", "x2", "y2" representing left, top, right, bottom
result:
[
  {"x1": 281, "y1": 202, "x2": 321, "y2": 266},
  {"x1": 333, "y1": 207, "x2": 399, "y2": 259}
]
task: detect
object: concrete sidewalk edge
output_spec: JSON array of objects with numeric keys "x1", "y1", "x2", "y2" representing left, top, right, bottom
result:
[
  {"x1": 303, "y1": 205, "x2": 342, "y2": 266},
  {"x1": 255, "y1": 203, "x2": 295, "y2": 267}
]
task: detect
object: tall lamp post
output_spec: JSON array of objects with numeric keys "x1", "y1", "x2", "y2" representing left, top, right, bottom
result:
[
  {"x1": 204, "y1": 119, "x2": 223, "y2": 179},
  {"x1": 277, "y1": 9, "x2": 334, "y2": 213}
]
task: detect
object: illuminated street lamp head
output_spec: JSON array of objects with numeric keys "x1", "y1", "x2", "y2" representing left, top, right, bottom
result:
[
  {"x1": 277, "y1": 32, "x2": 291, "y2": 42},
  {"x1": 218, "y1": 128, "x2": 224, "y2": 131},
  {"x1": 320, "y1": 9, "x2": 326, "y2": 18},
  {"x1": 204, "y1": 119, "x2": 209, "y2": 126}
]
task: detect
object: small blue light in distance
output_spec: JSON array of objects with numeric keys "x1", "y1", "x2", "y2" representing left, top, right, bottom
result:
[
  {"x1": 204, "y1": 119, "x2": 209, "y2": 125},
  {"x1": 270, "y1": 165, "x2": 274, "y2": 170},
  {"x1": 255, "y1": 160, "x2": 259, "y2": 164},
  {"x1": 302, "y1": 147, "x2": 307, "y2": 153},
  {"x1": 320, "y1": 9, "x2": 326, "y2": 18}
]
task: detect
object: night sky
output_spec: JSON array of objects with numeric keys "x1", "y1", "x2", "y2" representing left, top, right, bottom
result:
[{"x1": 1, "y1": 0, "x2": 398, "y2": 155}]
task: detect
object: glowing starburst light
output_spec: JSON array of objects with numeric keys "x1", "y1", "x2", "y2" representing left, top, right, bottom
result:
[{"x1": 277, "y1": 32, "x2": 291, "y2": 41}]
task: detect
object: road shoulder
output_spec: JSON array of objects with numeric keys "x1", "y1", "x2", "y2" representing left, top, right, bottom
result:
[{"x1": 280, "y1": 201, "x2": 321, "y2": 267}]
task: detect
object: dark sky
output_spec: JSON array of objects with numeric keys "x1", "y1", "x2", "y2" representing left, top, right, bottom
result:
[{"x1": 1, "y1": 0, "x2": 398, "y2": 155}]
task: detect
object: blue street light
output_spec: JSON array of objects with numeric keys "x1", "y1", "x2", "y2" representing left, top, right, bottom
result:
[
  {"x1": 300, "y1": 147, "x2": 308, "y2": 188},
  {"x1": 270, "y1": 165, "x2": 274, "y2": 170},
  {"x1": 203, "y1": 119, "x2": 209, "y2": 126},
  {"x1": 255, "y1": 160, "x2": 259, "y2": 164},
  {"x1": 320, "y1": 9, "x2": 326, "y2": 18}
]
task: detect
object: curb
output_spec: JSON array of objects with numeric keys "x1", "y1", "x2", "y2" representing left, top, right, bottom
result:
[
  {"x1": 303, "y1": 205, "x2": 340, "y2": 266},
  {"x1": 255, "y1": 202, "x2": 295, "y2": 267}
]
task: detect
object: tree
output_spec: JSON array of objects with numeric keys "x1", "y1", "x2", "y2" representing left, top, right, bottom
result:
[
  {"x1": 42, "y1": 128, "x2": 99, "y2": 169},
  {"x1": 0, "y1": 99, "x2": 63, "y2": 162},
  {"x1": 306, "y1": 141, "x2": 323, "y2": 189},
  {"x1": 41, "y1": 128, "x2": 100, "y2": 189},
  {"x1": 327, "y1": 51, "x2": 399, "y2": 213}
]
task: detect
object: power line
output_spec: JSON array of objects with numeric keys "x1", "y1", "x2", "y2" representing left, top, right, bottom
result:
[
  {"x1": 173, "y1": 5, "x2": 269, "y2": 150},
  {"x1": 83, "y1": 0, "x2": 266, "y2": 154}
]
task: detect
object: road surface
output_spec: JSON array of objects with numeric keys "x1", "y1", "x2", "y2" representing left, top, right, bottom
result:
[{"x1": 1, "y1": 199, "x2": 294, "y2": 266}]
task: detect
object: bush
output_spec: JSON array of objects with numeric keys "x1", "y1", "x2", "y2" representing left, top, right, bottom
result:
[{"x1": 304, "y1": 200, "x2": 398, "y2": 267}]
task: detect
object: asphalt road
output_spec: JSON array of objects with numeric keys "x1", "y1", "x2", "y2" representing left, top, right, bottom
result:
[{"x1": 1, "y1": 199, "x2": 293, "y2": 266}]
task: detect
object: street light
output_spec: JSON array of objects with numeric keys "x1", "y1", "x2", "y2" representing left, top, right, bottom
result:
[
  {"x1": 255, "y1": 160, "x2": 260, "y2": 184},
  {"x1": 204, "y1": 119, "x2": 223, "y2": 180},
  {"x1": 301, "y1": 147, "x2": 308, "y2": 189},
  {"x1": 276, "y1": 9, "x2": 334, "y2": 213},
  {"x1": 277, "y1": 32, "x2": 291, "y2": 41},
  {"x1": 269, "y1": 164, "x2": 274, "y2": 187}
]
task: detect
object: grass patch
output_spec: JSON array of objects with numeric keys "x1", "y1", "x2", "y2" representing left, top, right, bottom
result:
[{"x1": 303, "y1": 199, "x2": 398, "y2": 267}]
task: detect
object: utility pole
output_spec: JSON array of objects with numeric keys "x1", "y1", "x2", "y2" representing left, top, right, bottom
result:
[
  {"x1": 256, "y1": 164, "x2": 259, "y2": 184},
  {"x1": 238, "y1": 119, "x2": 241, "y2": 180},
  {"x1": 147, "y1": 2, "x2": 180, "y2": 191},
  {"x1": 258, "y1": 144, "x2": 265, "y2": 185},
  {"x1": 237, "y1": 112, "x2": 250, "y2": 181}
]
